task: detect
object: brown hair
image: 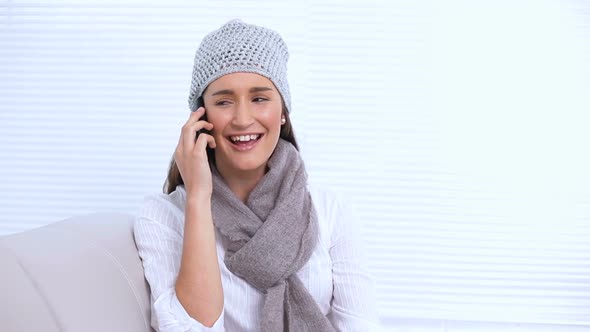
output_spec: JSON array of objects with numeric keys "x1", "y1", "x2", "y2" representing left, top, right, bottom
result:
[{"x1": 163, "y1": 104, "x2": 298, "y2": 194}]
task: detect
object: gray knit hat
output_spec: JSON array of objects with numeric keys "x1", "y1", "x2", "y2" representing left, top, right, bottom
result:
[{"x1": 188, "y1": 19, "x2": 291, "y2": 113}]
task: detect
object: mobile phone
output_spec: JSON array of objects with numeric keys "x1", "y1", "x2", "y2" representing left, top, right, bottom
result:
[{"x1": 194, "y1": 96, "x2": 210, "y2": 141}]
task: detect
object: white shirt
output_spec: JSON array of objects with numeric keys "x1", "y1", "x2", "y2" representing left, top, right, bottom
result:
[{"x1": 134, "y1": 184, "x2": 382, "y2": 332}]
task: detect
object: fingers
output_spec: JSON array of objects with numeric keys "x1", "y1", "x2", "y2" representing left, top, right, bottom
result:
[
  {"x1": 195, "y1": 132, "x2": 217, "y2": 151},
  {"x1": 175, "y1": 133, "x2": 215, "y2": 168},
  {"x1": 181, "y1": 107, "x2": 214, "y2": 150}
]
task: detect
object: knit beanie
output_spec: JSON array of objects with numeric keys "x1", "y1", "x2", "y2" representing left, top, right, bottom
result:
[{"x1": 188, "y1": 19, "x2": 291, "y2": 113}]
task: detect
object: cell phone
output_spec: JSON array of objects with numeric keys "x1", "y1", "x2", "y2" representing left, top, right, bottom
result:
[{"x1": 194, "y1": 96, "x2": 210, "y2": 141}]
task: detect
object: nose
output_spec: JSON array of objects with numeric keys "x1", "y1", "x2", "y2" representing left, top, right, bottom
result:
[{"x1": 231, "y1": 100, "x2": 255, "y2": 128}]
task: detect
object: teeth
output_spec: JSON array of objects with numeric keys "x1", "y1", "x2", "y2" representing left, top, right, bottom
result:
[{"x1": 230, "y1": 134, "x2": 260, "y2": 142}]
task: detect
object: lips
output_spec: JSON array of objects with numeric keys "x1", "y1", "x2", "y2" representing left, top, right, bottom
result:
[
  {"x1": 226, "y1": 133, "x2": 264, "y2": 151},
  {"x1": 229, "y1": 134, "x2": 262, "y2": 143}
]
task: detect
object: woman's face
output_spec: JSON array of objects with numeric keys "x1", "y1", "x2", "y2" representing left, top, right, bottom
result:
[{"x1": 203, "y1": 72, "x2": 284, "y2": 174}]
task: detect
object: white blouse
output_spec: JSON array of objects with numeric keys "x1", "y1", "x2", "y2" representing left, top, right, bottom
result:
[{"x1": 134, "y1": 184, "x2": 382, "y2": 332}]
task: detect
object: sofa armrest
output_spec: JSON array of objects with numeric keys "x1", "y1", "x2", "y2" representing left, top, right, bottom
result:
[{"x1": 0, "y1": 213, "x2": 154, "y2": 332}]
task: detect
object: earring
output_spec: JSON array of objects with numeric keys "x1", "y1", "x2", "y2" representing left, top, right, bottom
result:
[{"x1": 281, "y1": 118, "x2": 286, "y2": 125}]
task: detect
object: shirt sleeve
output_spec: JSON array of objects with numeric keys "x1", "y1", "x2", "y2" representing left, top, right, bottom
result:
[
  {"x1": 133, "y1": 194, "x2": 225, "y2": 332},
  {"x1": 326, "y1": 195, "x2": 384, "y2": 332}
]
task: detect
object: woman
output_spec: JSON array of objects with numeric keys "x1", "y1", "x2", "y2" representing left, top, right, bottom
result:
[{"x1": 134, "y1": 19, "x2": 381, "y2": 332}]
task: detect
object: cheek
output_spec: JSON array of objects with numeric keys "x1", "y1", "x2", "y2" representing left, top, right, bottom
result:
[
  {"x1": 260, "y1": 104, "x2": 283, "y2": 129},
  {"x1": 206, "y1": 114, "x2": 229, "y2": 135},
  {"x1": 263, "y1": 112, "x2": 281, "y2": 125},
  {"x1": 262, "y1": 115, "x2": 282, "y2": 134}
]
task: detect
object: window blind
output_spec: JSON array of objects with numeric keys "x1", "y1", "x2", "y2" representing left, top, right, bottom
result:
[{"x1": 1, "y1": 1, "x2": 589, "y2": 330}]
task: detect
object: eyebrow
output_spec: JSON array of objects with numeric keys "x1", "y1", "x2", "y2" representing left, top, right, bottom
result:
[{"x1": 210, "y1": 86, "x2": 274, "y2": 96}]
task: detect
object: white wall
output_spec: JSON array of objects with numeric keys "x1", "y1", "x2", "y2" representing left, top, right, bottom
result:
[{"x1": 1, "y1": 1, "x2": 589, "y2": 330}]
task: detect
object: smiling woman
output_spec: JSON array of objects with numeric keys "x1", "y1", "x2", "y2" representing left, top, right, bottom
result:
[
  {"x1": 132, "y1": 19, "x2": 382, "y2": 332},
  {"x1": 202, "y1": 73, "x2": 284, "y2": 179}
]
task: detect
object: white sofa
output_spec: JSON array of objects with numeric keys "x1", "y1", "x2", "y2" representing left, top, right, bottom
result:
[{"x1": 0, "y1": 213, "x2": 154, "y2": 332}]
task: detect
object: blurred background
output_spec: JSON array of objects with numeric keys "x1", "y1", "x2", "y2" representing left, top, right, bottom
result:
[{"x1": 1, "y1": 0, "x2": 589, "y2": 331}]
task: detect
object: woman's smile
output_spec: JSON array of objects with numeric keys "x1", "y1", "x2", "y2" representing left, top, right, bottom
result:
[{"x1": 226, "y1": 133, "x2": 264, "y2": 151}]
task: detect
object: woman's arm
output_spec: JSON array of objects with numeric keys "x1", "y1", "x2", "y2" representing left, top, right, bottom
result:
[
  {"x1": 173, "y1": 107, "x2": 223, "y2": 327},
  {"x1": 175, "y1": 194, "x2": 224, "y2": 327},
  {"x1": 134, "y1": 108, "x2": 224, "y2": 331},
  {"x1": 134, "y1": 192, "x2": 225, "y2": 332}
]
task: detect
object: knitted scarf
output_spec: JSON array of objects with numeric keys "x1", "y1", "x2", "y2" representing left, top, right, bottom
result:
[{"x1": 210, "y1": 139, "x2": 336, "y2": 332}]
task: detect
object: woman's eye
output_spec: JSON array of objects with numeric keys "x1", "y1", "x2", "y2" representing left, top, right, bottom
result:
[
  {"x1": 215, "y1": 100, "x2": 231, "y2": 106},
  {"x1": 253, "y1": 97, "x2": 268, "y2": 103}
]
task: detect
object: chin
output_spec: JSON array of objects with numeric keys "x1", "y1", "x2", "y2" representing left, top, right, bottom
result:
[
  {"x1": 215, "y1": 152, "x2": 265, "y2": 173},
  {"x1": 230, "y1": 159, "x2": 266, "y2": 172}
]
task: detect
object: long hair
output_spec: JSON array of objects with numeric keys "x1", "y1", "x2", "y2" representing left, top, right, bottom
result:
[{"x1": 163, "y1": 104, "x2": 298, "y2": 194}]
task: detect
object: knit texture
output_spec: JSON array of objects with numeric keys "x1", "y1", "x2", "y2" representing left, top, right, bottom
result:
[
  {"x1": 188, "y1": 19, "x2": 292, "y2": 113},
  {"x1": 210, "y1": 139, "x2": 336, "y2": 332}
]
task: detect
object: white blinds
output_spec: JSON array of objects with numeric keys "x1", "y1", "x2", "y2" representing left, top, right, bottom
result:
[{"x1": 1, "y1": 1, "x2": 589, "y2": 330}]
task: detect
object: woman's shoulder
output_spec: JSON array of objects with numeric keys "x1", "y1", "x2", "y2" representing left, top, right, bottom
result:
[
  {"x1": 135, "y1": 185, "x2": 188, "y2": 230},
  {"x1": 307, "y1": 182, "x2": 362, "y2": 246},
  {"x1": 307, "y1": 182, "x2": 348, "y2": 216},
  {"x1": 308, "y1": 182, "x2": 337, "y2": 209},
  {"x1": 307, "y1": 182, "x2": 351, "y2": 240}
]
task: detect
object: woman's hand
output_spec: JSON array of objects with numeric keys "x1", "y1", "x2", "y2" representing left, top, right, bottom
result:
[{"x1": 174, "y1": 107, "x2": 216, "y2": 198}]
